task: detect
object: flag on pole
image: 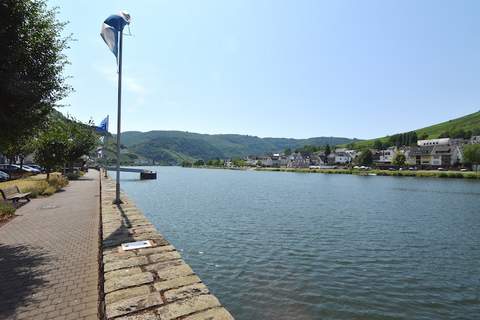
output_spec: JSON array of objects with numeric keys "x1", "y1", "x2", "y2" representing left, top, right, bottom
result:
[
  {"x1": 100, "y1": 11, "x2": 131, "y2": 60},
  {"x1": 99, "y1": 115, "x2": 109, "y2": 132},
  {"x1": 95, "y1": 116, "x2": 109, "y2": 133}
]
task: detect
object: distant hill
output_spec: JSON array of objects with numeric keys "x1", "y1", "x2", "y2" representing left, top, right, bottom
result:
[
  {"x1": 119, "y1": 131, "x2": 359, "y2": 165},
  {"x1": 350, "y1": 111, "x2": 480, "y2": 149}
]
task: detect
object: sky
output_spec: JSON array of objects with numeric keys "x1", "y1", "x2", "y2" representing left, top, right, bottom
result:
[{"x1": 50, "y1": 0, "x2": 480, "y2": 139}]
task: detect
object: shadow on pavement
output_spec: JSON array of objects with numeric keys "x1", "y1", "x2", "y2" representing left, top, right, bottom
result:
[{"x1": 0, "y1": 244, "x2": 49, "y2": 319}]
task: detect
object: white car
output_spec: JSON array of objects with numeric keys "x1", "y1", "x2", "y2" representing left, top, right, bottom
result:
[
  {"x1": 6, "y1": 164, "x2": 41, "y2": 174},
  {"x1": 22, "y1": 165, "x2": 41, "y2": 174}
]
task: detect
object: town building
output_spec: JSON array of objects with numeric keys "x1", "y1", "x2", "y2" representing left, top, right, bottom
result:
[
  {"x1": 471, "y1": 136, "x2": 480, "y2": 144},
  {"x1": 376, "y1": 147, "x2": 397, "y2": 164},
  {"x1": 405, "y1": 138, "x2": 463, "y2": 167}
]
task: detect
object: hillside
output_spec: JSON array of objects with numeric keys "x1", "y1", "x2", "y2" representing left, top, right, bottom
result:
[
  {"x1": 351, "y1": 111, "x2": 480, "y2": 149},
  {"x1": 119, "y1": 131, "x2": 359, "y2": 165}
]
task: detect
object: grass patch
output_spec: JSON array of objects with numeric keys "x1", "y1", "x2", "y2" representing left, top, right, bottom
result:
[
  {"x1": 0, "y1": 173, "x2": 69, "y2": 197},
  {"x1": 0, "y1": 202, "x2": 16, "y2": 217},
  {"x1": 256, "y1": 167, "x2": 480, "y2": 180}
]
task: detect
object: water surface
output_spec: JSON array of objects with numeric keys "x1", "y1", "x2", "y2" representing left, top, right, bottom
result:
[{"x1": 115, "y1": 167, "x2": 480, "y2": 320}]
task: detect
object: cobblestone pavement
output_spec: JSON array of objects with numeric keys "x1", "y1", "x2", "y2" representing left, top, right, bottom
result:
[{"x1": 0, "y1": 170, "x2": 100, "y2": 320}]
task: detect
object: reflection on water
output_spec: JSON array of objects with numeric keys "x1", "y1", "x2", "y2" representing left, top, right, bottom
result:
[{"x1": 116, "y1": 167, "x2": 480, "y2": 320}]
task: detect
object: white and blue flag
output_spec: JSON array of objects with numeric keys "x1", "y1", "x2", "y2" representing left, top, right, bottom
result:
[
  {"x1": 100, "y1": 11, "x2": 131, "y2": 59},
  {"x1": 95, "y1": 116, "x2": 109, "y2": 134}
]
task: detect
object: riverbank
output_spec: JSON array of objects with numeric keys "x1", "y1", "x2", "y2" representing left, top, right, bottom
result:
[
  {"x1": 183, "y1": 165, "x2": 480, "y2": 179},
  {"x1": 256, "y1": 167, "x2": 480, "y2": 179},
  {"x1": 100, "y1": 174, "x2": 233, "y2": 319}
]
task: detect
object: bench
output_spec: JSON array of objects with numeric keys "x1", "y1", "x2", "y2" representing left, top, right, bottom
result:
[{"x1": 0, "y1": 186, "x2": 31, "y2": 203}]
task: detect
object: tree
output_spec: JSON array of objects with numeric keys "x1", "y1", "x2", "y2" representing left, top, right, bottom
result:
[
  {"x1": 392, "y1": 153, "x2": 406, "y2": 167},
  {"x1": 0, "y1": 0, "x2": 71, "y2": 152},
  {"x1": 325, "y1": 144, "x2": 331, "y2": 156},
  {"x1": 439, "y1": 131, "x2": 450, "y2": 138},
  {"x1": 34, "y1": 120, "x2": 70, "y2": 179},
  {"x1": 193, "y1": 159, "x2": 205, "y2": 166},
  {"x1": 463, "y1": 144, "x2": 480, "y2": 172},
  {"x1": 357, "y1": 149, "x2": 373, "y2": 166},
  {"x1": 284, "y1": 148, "x2": 292, "y2": 156},
  {"x1": 64, "y1": 118, "x2": 98, "y2": 170},
  {"x1": 232, "y1": 158, "x2": 246, "y2": 167},
  {"x1": 373, "y1": 139, "x2": 383, "y2": 150},
  {"x1": 419, "y1": 133, "x2": 429, "y2": 140}
]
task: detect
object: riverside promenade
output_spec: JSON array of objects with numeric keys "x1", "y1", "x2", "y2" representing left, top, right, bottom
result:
[{"x1": 0, "y1": 170, "x2": 100, "y2": 320}]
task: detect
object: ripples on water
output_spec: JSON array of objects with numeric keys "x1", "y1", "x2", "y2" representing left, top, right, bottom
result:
[{"x1": 117, "y1": 167, "x2": 480, "y2": 320}]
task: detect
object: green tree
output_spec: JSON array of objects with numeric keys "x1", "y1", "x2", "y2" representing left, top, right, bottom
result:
[
  {"x1": 232, "y1": 158, "x2": 246, "y2": 167},
  {"x1": 64, "y1": 118, "x2": 98, "y2": 170},
  {"x1": 325, "y1": 144, "x2": 331, "y2": 156},
  {"x1": 357, "y1": 149, "x2": 373, "y2": 166},
  {"x1": 439, "y1": 131, "x2": 450, "y2": 138},
  {"x1": 392, "y1": 153, "x2": 406, "y2": 167},
  {"x1": 373, "y1": 139, "x2": 383, "y2": 150},
  {"x1": 193, "y1": 159, "x2": 205, "y2": 166},
  {"x1": 419, "y1": 132, "x2": 429, "y2": 140},
  {"x1": 34, "y1": 120, "x2": 70, "y2": 179},
  {"x1": 284, "y1": 148, "x2": 292, "y2": 156},
  {"x1": 463, "y1": 144, "x2": 480, "y2": 172},
  {"x1": 3, "y1": 136, "x2": 35, "y2": 167},
  {"x1": 0, "y1": 0, "x2": 71, "y2": 152}
]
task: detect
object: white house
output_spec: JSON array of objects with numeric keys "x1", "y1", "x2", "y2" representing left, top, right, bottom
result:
[
  {"x1": 377, "y1": 147, "x2": 397, "y2": 164},
  {"x1": 406, "y1": 139, "x2": 463, "y2": 167},
  {"x1": 334, "y1": 151, "x2": 351, "y2": 164}
]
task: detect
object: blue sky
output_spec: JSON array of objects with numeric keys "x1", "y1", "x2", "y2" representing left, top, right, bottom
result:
[{"x1": 50, "y1": 0, "x2": 480, "y2": 139}]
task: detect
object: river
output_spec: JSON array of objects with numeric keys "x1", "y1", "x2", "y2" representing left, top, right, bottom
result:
[{"x1": 115, "y1": 166, "x2": 480, "y2": 320}]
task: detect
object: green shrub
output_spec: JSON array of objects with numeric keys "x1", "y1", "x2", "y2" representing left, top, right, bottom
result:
[
  {"x1": 66, "y1": 172, "x2": 81, "y2": 180},
  {"x1": 438, "y1": 172, "x2": 448, "y2": 178},
  {"x1": 0, "y1": 202, "x2": 16, "y2": 217},
  {"x1": 42, "y1": 186, "x2": 57, "y2": 196},
  {"x1": 21, "y1": 181, "x2": 49, "y2": 198},
  {"x1": 464, "y1": 173, "x2": 479, "y2": 179},
  {"x1": 48, "y1": 174, "x2": 68, "y2": 189}
]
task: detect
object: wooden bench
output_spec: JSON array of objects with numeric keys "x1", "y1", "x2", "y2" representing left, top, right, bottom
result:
[{"x1": 0, "y1": 186, "x2": 31, "y2": 203}]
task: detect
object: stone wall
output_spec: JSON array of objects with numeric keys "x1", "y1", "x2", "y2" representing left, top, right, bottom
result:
[{"x1": 100, "y1": 176, "x2": 234, "y2": 320}]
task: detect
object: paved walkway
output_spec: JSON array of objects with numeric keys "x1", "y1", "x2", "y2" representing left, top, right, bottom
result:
[{"x1": 0, "y1": 170, "x2": 100, "y2": 320}]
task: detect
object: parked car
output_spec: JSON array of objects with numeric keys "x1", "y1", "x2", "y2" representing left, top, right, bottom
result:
[
  {"x1": 25, "y1": 164, "x2": 45, "y2": 173},
  {"x1": 22, "y1": 165, "x2": 41, "y2": 174},
  {"x1": 0, "y1": 164, "x2": 24, "y2": 175},
  {"x1": 0, "y1": 164, "x2": 38, "y2": 175},
  {"x1": 0, "y1": 170, "x2": 10, "y2": 181}
]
